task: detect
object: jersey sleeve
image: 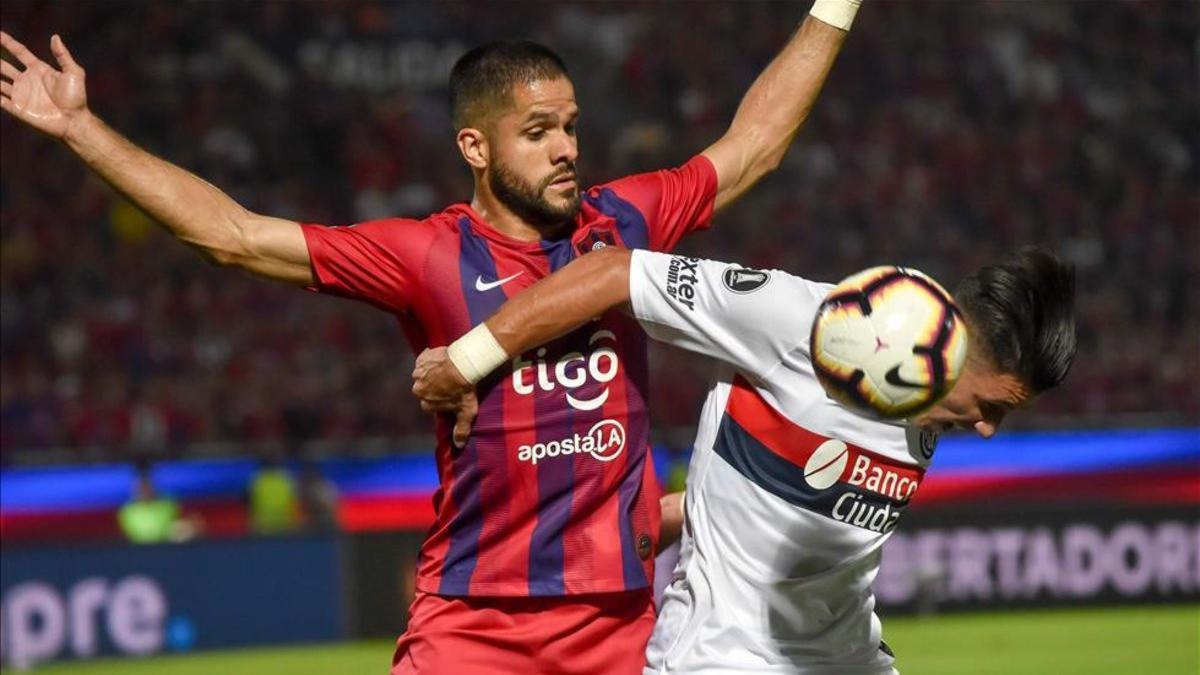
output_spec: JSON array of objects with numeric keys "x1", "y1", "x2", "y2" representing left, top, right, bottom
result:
[
  {"x1": 594, "y1": 155, "x2": 718, "y2": 252},
  {"x1": 300, "y1": 219, "x2": 421, "y2": 314},
  {"x1": 628, "y1": 249, "x2": 830, "y2": 377}
]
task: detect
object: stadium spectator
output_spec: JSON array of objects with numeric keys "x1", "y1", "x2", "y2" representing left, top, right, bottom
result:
[
  {"x1": 248, "y1": 453, "x2": 300, "y2": 534},
  {"x1": 118, "y1": 457, "x2": 183, "y2": 543},
  {"x1": 298, "y1": 459, "x2": 341, "y2": 532}
]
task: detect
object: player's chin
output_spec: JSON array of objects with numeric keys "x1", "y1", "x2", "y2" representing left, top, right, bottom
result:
[
  {"x1": 546, "y1": 184, "x2": 579, "y2": 202},
  {"x1": 543, "y1": 191, "x2": 581, "y2": 217}
]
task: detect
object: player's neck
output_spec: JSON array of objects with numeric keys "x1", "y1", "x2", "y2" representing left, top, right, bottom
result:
[
  {"x1": 470, "y1": 196, "x2": 542, "y2": 242},
  {"x1": 470, "y1": 184, "x2": 572, "y2": 242}
]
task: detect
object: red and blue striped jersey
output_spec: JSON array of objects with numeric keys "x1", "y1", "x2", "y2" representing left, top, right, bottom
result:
[{"x1": 300, "y1": 156, "x2": 718, "y2": 596}]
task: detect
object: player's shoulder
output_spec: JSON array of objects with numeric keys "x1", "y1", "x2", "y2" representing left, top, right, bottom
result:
[
  {"x1": 585, "y1": 155, "x2": 713, "y2": 198},
  {"x1": 716, "y1": 262, "x2": 830, "y2": 303},
  {"x1": 337, "y1": 205, "x2": 471, "y2": 238}
]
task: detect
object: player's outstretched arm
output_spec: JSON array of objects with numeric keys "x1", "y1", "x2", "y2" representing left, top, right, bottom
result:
[
  {"x1": 0, "y1": 32, "x2": 312, "y2": 285},
  {"x1": 701, "y1": 1, "x2": 857, "y2": 212}
]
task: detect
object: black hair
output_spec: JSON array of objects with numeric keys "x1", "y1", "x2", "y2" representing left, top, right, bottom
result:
[
  {"x1": 954, "y1": 246, "x2": 1078, "y2": 393},
  {"x1": 448, "y1": 41, "x2": 569, "y2": 130}
]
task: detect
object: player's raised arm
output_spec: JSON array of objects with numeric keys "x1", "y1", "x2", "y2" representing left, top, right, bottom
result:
[
  {"x1": 0, "y1": 32, "x2": 312, "y2": 285},
  {"x1": 701, "y1": 0, "x2": 858, "y2": 212}
]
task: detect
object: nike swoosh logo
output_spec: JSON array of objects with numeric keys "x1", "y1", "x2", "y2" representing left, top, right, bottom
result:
[
  {"x1": 884, "y1": 365, "x2": 928, "y2": 389},
  {"x1": 475, "y1": 272, "x2": 523, "y2": 292}
]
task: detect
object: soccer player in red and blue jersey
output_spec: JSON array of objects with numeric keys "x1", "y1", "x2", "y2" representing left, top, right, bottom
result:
[{"x1": 0, "y1": 2, "x2": 862, "y2": 671}]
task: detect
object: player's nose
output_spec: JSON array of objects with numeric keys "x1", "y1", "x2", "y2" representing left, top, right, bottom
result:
[{"x1": 551, "y1": 133, "x2": 578, "y2": 165}]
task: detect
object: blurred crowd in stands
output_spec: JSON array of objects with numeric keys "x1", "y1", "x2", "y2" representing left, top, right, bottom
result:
[{"x1": 2, "y1": 1, "x2": 1196, "y2": 461}]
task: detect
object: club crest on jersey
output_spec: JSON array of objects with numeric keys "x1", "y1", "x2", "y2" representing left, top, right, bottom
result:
[
  {"x1": 722, "y1": 265, "x2": 771, "y2": 293},
  {"x1": 919, "y1": 428, "x2": 938, "y2": 460},
  {"x1": 576, "y1": 228, "x2": 617, "y2": 256}
]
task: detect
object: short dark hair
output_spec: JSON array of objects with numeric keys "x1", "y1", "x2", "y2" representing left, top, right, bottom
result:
[
  {"x1": 448, "y1": 41, "x2": 569, "y2": 130},
  {"x1": 954, "y1": 246, "x2": 1078, "y2": 393}
]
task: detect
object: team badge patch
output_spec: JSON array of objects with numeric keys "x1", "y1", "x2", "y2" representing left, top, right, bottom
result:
[
  {"x1": 906, "y1": 426, "x2": 939, "y2": 462},
  {"x1": 576, "y1": 228, "x2": 617, "y2": 256},
  {"x1": 722, "y1": 266, "x2": 771, "y2": 293},
  {"x1": 919, "y1": 428, "x2": 938, "y2": 460}
]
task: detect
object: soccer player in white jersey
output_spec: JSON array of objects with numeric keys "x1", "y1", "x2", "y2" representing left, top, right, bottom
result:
[{"x1": 411, "y1": 246, "x2": 1077, "y2": 674}]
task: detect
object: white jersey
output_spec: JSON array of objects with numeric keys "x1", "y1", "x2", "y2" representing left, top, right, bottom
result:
[{"x1": 629, "y1": 251, "x2": 939, "y2": 674}]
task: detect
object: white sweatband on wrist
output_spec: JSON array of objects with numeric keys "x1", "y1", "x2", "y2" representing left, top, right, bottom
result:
[
  {"x1": 447, "y1": 323, "x2": 509, "y2": 385},
  {"x1": 810, "y1": 0, "x2": 862, "y2": 31}
]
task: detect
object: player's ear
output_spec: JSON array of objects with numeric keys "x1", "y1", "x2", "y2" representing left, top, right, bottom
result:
[{"x1": 456, "y1": 127, "x2": 489, "y2": 170}]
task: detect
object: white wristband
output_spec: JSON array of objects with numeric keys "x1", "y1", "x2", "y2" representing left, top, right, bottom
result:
[
  {"x1": 810, "y1": 0, "x2": 862, "y2": 31},
  {"x1": 447, "y1": 323, "x2": 509, "y2": 385}
]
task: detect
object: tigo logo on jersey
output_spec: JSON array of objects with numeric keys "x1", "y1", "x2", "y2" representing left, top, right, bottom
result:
[
  {"x1": 518, "y1": 419, "x2": 626, "y2": 466},
  {"x1": 512, "y1": 330, "x2": 619, "y2": 411}
]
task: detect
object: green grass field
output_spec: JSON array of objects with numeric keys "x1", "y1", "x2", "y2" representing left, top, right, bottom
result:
[{"x1": 24, "y1": 605, "x2": 1199, "y2": 674}]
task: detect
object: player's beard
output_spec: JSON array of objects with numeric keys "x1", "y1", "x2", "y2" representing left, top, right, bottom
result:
[{"x1": 489, "y1": 160, "x2": 581, "y2": 238}]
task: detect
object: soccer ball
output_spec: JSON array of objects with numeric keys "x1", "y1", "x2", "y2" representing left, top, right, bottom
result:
[{"x1": 810, "y1": 266, "x2": 968, "y2": 419}]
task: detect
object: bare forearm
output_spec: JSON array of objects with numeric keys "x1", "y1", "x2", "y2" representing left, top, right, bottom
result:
[
  {"x1": 60, "y1": 112, "x2": 311, "y2": 282},
  {"x1": 63, "y1": 112, "x2": 275, "y2": 266},
  {"x1": 487, "y1": 248, "x2": 632, "y2": 356},
  {"x1": 1, "y1": 32, "x2": 308, "y2": 282},
  {"x1": 731, "y1": 17, "x2": 845, "y2": 157},
  {"x1": 706, "y1": 14, "x2": 849, "y2": 210}
]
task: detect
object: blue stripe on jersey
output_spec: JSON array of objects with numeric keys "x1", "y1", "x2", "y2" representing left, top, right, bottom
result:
[
  {"x1": 583, "y1": 189, "x2": 650, "y2": 250},
  {"x1": 439, "y1": 218, "x2": 509, "y2": 595},
  {"x1": 615, "y1": 318, "x2": 650, "y2": 589},
  {"x1": 527, "y1": 384, "x2": 573, "y2": 595},
  {"x1": 526, "y1": 240, "x2": 578, "y2": 595},
  {"x1": 714, "y1": 413, "x2": 863, "y2": 514},
  {"x1": 538, "y1": 236, "x2": 576, "y2": 270}
]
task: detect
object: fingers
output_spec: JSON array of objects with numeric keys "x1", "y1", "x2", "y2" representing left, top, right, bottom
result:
[
  {"x1": 411, "y1": 379, "x2": 461, "y2": 407},
  {"x1": 0, "y1": 31, "x2": 42, "y2": 70},
  {"x1": 49, "y1": 34, "x2": 80, "y2": 73},
  {"x1": 451, "y1": 395, "x2": 479, "y2": 448},
  {"x1": 1, "y1": 81, "x2": 9, "y2": 97},
  {"x1": 420, "y1": 399, "x2": 461, "y2": 413},
  {"x1": 1, "y1": 59, "x2": 20, "y2": 82},
  {"x1": 452, "y1": 416, "x2": 471, "y2": 449}
]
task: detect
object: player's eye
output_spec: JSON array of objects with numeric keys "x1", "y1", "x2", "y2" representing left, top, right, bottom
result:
[{"x1": 526, "y1": 128, "x2": 545, "y2": 140}]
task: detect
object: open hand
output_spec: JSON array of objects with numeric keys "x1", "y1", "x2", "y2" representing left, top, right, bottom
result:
[{"x1": 1, "y1": 32, "x2": 89, "y2": 139}]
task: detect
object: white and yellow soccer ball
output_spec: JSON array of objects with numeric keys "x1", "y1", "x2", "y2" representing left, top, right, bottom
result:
[{"x1": 810, "y1": 266, "x2": 968, "y2": 419}]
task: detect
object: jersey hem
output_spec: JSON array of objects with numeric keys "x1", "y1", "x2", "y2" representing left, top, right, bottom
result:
[{"x1": 416, "y1": 576, "x2": 651, "y2": 597}]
